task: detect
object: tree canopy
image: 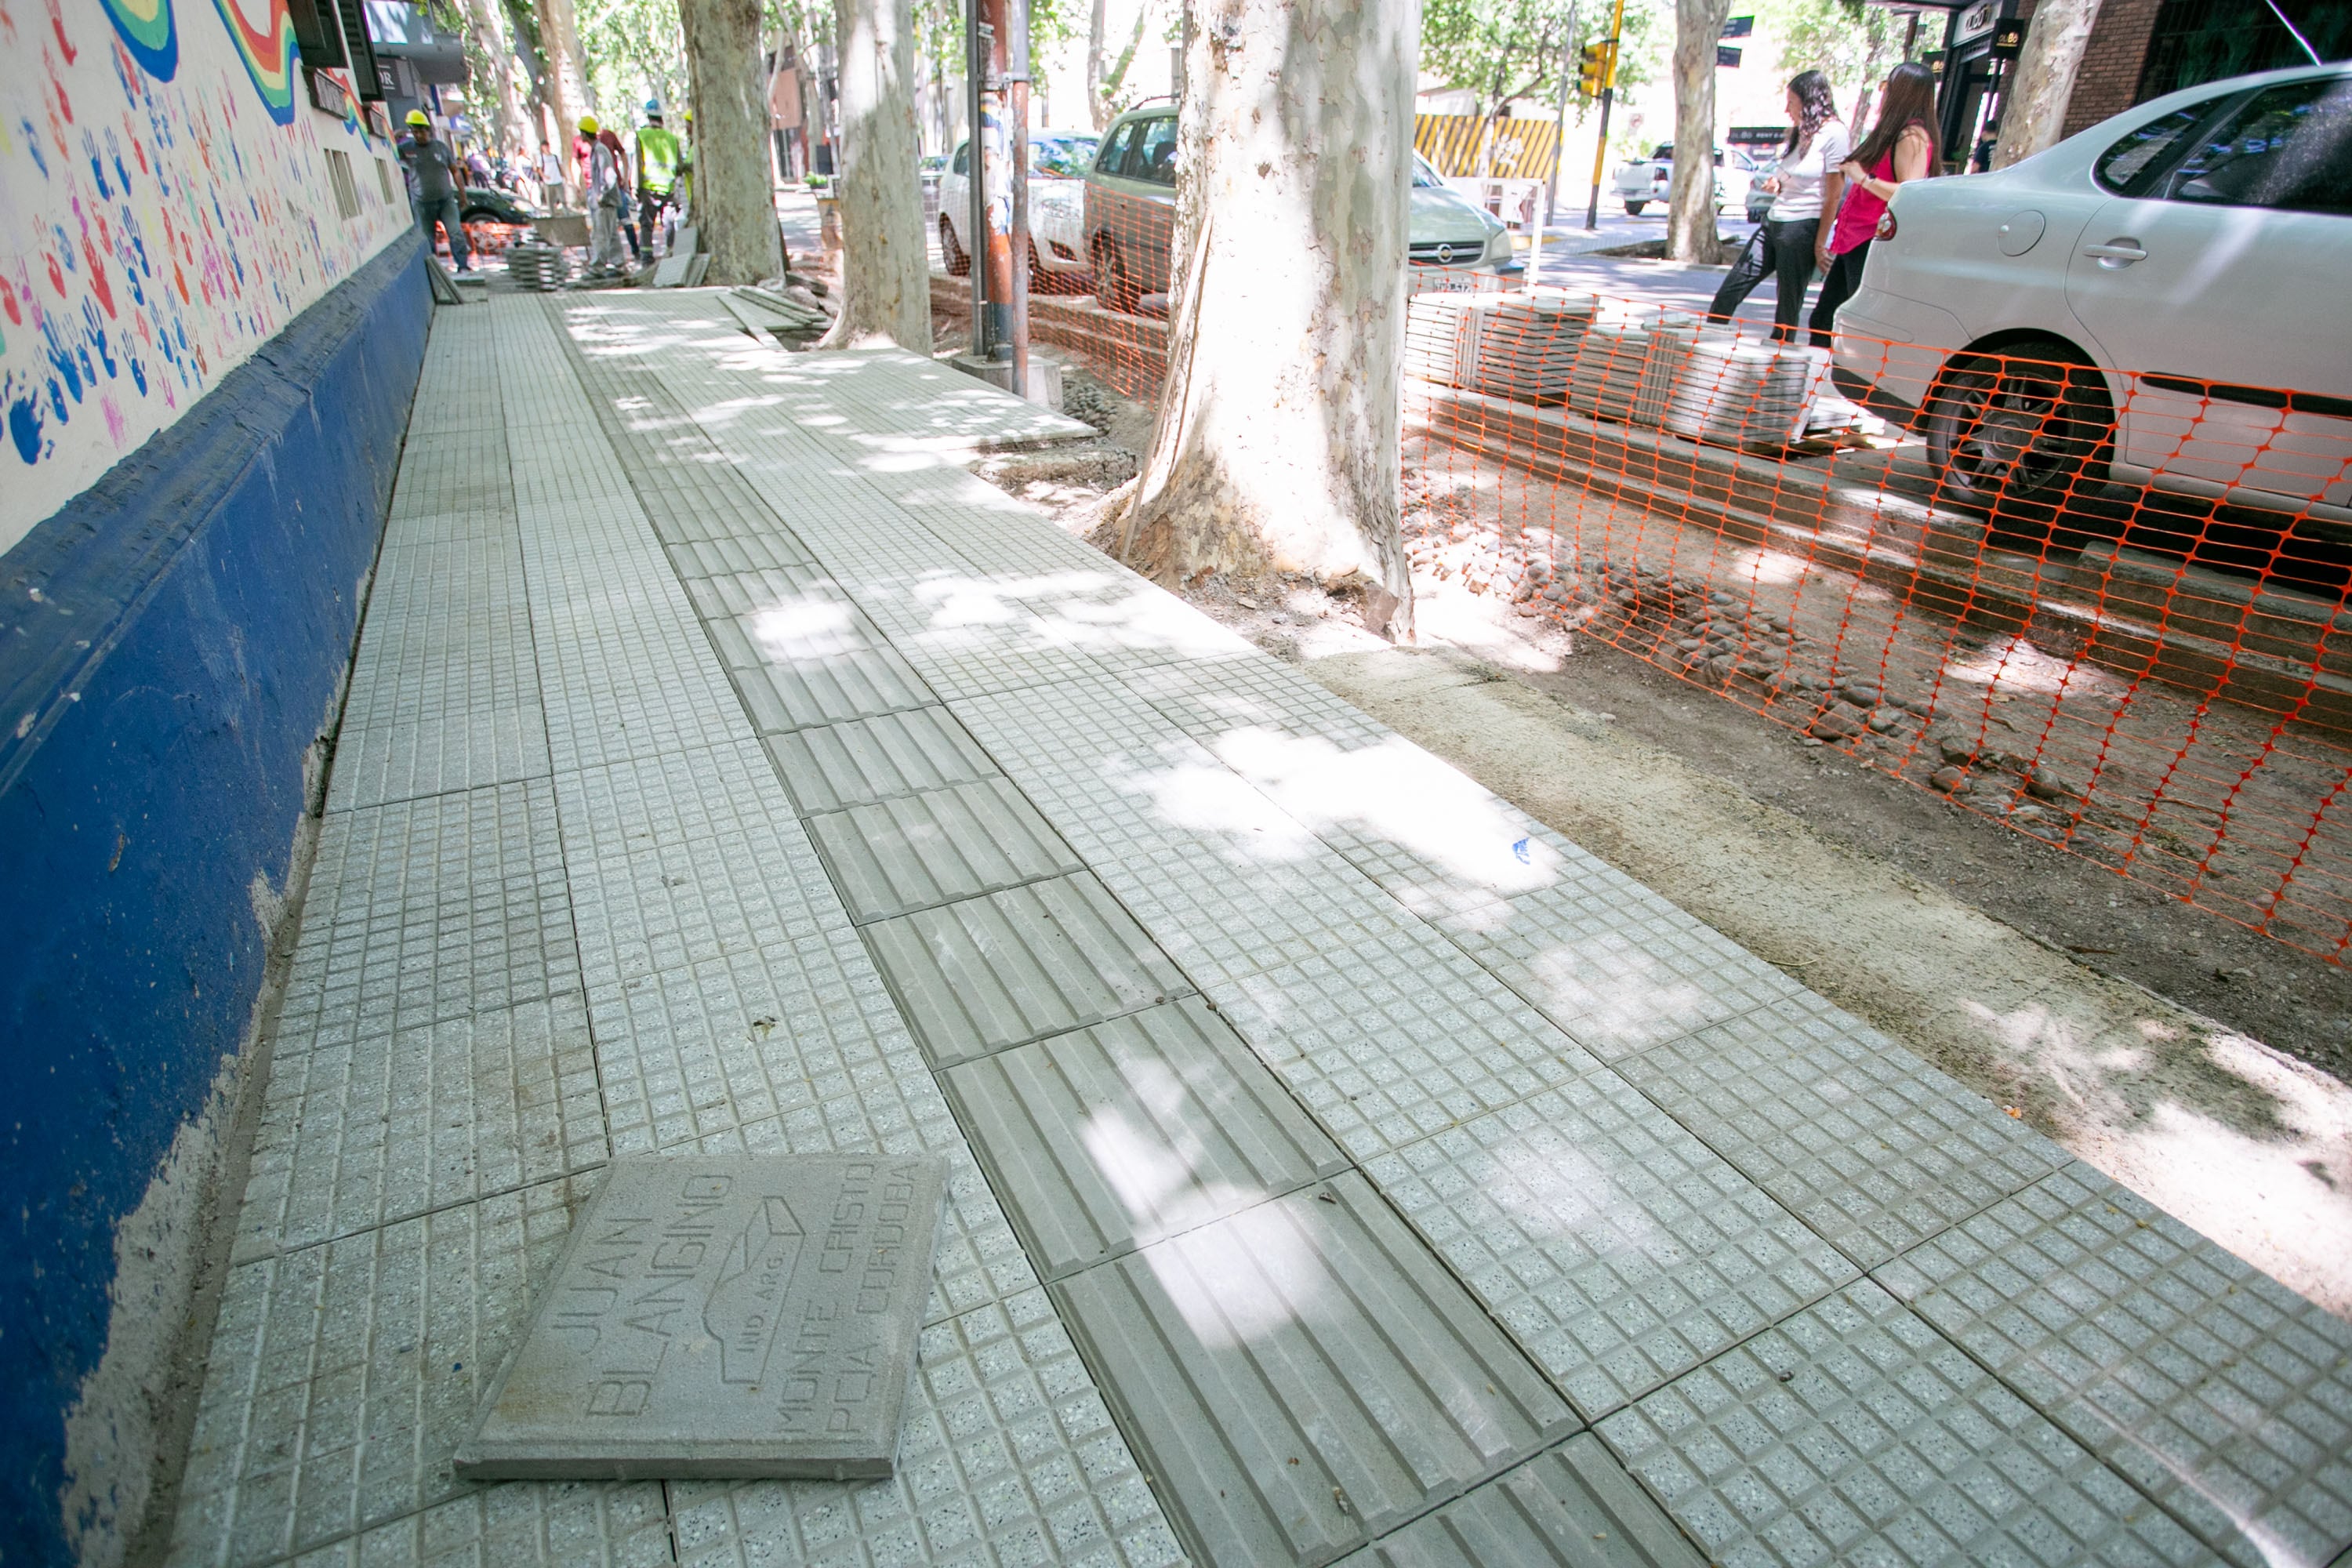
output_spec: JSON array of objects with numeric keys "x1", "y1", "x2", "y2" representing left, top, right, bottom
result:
[{"x1": 1420, "y1": 0, "x2": 1661, "y2": 121}]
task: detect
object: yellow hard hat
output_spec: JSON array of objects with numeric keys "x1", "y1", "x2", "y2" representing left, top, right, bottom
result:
[
  {"x1": 405, "y1": 110, "x2": 429, "y2": 126},
  {"x1": 578, "y1": 114, "x2": 599, "y2": 133}
]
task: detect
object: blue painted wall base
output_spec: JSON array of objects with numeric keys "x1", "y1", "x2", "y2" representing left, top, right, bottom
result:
[{"x1": 0, "y1": 231, "x2": 430, "y2": 1564}]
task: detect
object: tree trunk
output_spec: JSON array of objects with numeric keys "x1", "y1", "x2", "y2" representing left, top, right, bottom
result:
[
  {"x1": 1087, "y1": 0, "x2": 1150, "y2": 131},
  {"x1": 459, "y1": 0, "x2": 535, "y2": 158},
  {"x1": 532, "y1": 0, "x2": 589, "y2": 160},
  {"x1": 680, "y1": 0, "x2": 786, "y2": 284},
  {"x1": 1114, "y1": 0, "x2": 1417, "y2": 638},
  {"x1": 1665, "y1": 0, "x2": 1732, "y2": 263},
  {"x1": 1994, "y1": 0, "x2": 2103, "y2": 169},
  {"x1": 818, "y1": 0, "x2": 929, "y2": 348}
]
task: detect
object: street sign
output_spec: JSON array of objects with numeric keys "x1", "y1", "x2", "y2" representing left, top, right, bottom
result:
[
  {"x1": 1721, "y1": 15, "x2": 1752, "y2": 37},
  {"x1": 1718, "y1": 45, "x2": 1742, "y2": 67}
]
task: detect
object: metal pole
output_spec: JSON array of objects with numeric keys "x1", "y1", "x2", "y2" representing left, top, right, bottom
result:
[
  {"x1": 1531, "y1": 5, "x2": 1576, "y2": 289},
  {"x1": 1583, "y1": 0, "x2": 1625, "y2": 230},
  {"x1": 1007, "y1": 0, "x2": 1030, "y2": 397},
  {"x1": 975, "y1": 0, "x2": 1016, "y2": 361}
]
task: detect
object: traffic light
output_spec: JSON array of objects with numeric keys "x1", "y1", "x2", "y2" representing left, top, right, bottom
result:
[{"x1": 1577, "y1": 42, "x2": 1615, "y2": 99}]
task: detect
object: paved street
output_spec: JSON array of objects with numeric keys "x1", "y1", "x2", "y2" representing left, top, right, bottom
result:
[{"x1": 165, "y1": 289, "x2": 2352, "y2": 1568}]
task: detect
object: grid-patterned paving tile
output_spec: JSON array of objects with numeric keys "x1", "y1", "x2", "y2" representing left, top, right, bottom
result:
[
  {"x1": 667, "y1": 1289, "x2": 1182, "y2": 1568},
  {"x1": 764, "y1": 706, "x2": 1004, "y2": 812},
  {"x1": 1617, "y1": 996, "x2": 2070, "y2": 1270},
  {"x1": 1595, "y1": 1281, "x2": 2222, "y2": 1568},
  {"x1": 169, "y1": 1177, "x2": 597, "y2": 1568},
  {"x1": 1875, "y1": 1163, "x2": 2352, "y2": 1567},
  {"x1": 550, "y1": 737, "x2": 803, "y2": 866},
  {"x1": 236, "y1": 995, "x2": 608, "y2": 1258},
  {"x1": 279, "y1": 781, "x2": 580, "y2": 1052},
  {"x1": 1206, "y1": 924, "x2": 1597, "y2": 1159},
  {"x1": 1365, "y1": 1078, "x2": 1858, "y2": 1419},
  {"x1": 325, "y1": 707, "x2": 553, "y2": 812},
  {"x1": 808, "y1": 777, "x2": 1085, "y2": 922},
  {"x1": 1336, "y1": 1434, "x2": 1706, "y2": 1568},
  {"x1": 943, "y1": 997, "x2": 1348, "y2": 1281},
  {"x1": 278, "y1": 1482, "x2": 674, "y2": 1567},
  {"x1": 1054, "y1": 1174, "x2": 1577, "y2": 1566},
  {"x1": 863, "y1": 873, "x2": 1192, "y2": 1067},
  {"x1": 562, "y1": 813, "x2": 844, "y2": 986}
]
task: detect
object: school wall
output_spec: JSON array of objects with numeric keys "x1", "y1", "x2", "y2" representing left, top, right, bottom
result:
[{"x1": 0, "y1": 2, "x2": 431, "y2": 1559}]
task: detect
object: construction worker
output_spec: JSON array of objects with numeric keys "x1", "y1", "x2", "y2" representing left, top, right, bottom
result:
[
  {"x1": 400, "y1": 110, "x2": 473, "y2": 271},
  {"x1": 636, "y1": 100, "x2": 682, "y2": 256},
  {"x1": 579, "y1": 114, "x2": 626, "y2": 275}
]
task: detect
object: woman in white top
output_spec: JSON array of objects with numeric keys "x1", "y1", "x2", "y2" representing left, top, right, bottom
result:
[{"x1": 1706, "y1": 71, "x2": 1849, "y2": 343}]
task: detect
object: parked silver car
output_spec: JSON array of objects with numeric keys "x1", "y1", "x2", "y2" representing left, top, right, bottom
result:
[{"x1": 938, "y1": 129, "x2": 1100, "y2": 285}]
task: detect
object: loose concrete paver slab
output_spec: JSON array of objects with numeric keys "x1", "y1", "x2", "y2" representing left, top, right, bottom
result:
[{"x1": 169, "y1": 290, "x2": 2350, "y2": 1568}]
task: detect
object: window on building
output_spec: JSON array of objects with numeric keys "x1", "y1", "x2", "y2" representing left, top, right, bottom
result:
[
  {"x1": 376, "y1": 156, "x2": 395, "y2": 205},
  {"x1": 324, "y1": 147, "x2": 361, "y2": 220}
]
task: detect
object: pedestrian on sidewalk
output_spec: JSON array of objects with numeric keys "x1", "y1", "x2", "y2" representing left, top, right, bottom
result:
[
  {"x1": 636, "y1": 101, "x2": 683, "y2": 256},
  {"x1": 1706, "y1": 71, "x2": 1846, "y2": 343},
  {"x1": 401, "y1": 110, "x2": 474, "y2": 273},
  {"x1": 1811, "y1": 63, "x2": 1937, "y2": 350},
  {"x1": 598, "y1": 121, "x2": 642, "y2": 264},
  {"x1": 581, "y1": 114, "x2": 627, "y2": 275}
]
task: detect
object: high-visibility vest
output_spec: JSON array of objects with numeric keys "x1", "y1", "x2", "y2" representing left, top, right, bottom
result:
[{"x1": 638, "y1": 126, "x2": 681, "y2": 194}]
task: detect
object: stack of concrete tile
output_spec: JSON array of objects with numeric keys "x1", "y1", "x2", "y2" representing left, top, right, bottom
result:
[
  {"x1": 503, "y1": 241, "x2": 572, "y2": 292},
  {"x1": 1468, "y1": 289, "x2": 1598, "y2": 405},
  {"x1": 1664, "y1": 337, "x2": 1831, "y2": 448},
  {"x1": 1403, "y1": 292, "x2": 1485, "y2": 387},
  {"x1": 1566, "y1": 309, "x2": 1700, "y2": 424}
]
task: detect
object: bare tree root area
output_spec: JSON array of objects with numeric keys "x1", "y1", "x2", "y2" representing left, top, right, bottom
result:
[{"x1": 971, "y1": 369, "x2": 2352, "y2": 1316}]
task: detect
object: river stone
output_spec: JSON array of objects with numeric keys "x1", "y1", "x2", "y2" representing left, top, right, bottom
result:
[{"x1": 455, "y1": 1154, "x2": 948, "y2": 1482}]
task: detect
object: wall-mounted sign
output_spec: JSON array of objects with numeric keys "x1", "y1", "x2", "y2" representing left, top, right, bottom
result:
[
  {"x1": 1721, "y1": 15, "x2": 1753, "y2": 38},
  {"x1": 1719, "y1": 45, "x2": 1742, "y2": 67},
  {"x1": 1989, "y1": 17, "x2": 2028, "y2": 58},
  {"x1": 1953, "y1": 0, "x2": 2002, "y2": 45}
]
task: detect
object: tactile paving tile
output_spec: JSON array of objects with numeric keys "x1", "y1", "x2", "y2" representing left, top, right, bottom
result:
[
  {"x1": 1431, "y1": 877, "x2": 1807, "y2": 1061},
  {"x1": 531, "y1": 621, "x2": 749, "y2": 775},
  {"x1": 1616, "y1": 995, "x2": 2070, "y2": 1269},
  {"x1": 1336, "y1": 1434, "x2": 1705, "y2": 1568},
  {"x1": 667, "y1": 1289, "x2": 1184, "y2": 1568},
  {"x1": 1363, "y1": 1076, "x2": 1858, "y2": 1418},
  {"x1": 1875, "y1": 1163, "x2": 2352, "y2": 1567},
  {"x1": 563, "y1": 814, "x2": 844, "y2": 986},
  {"x1": 278, "y1": 780, "x2": 581, "y2": 1053},
  {"x1": 1595, "y1": 1280, "x2": 2216, "y2": 1568},
  {"x1": 807, "y1": 777, "x2": 1085, "y2": 923},
  {"x1": 325, "y1": 706, "x2": 553, "y2": 812},
  {"x1": 1124, "y1": 655, "x2": 1392, "y2": 753},
  {"x1": 862, "y1": 873, "x2": 1193, "y2": 1067},
  {"x1": 551, "y1": 738, "x2": 804, "y2": 866},
  {"x1": 236, "y1": 994, "x2": 608, "y2": 1257},
  {"x1": 274, "y1": 1483, "x2": 676, "y2": 1567},
  {"x1": 1053, "y1": 1174, "x2": 1577, "y2": 1567},
  {"x1": 942, "y1": 997, "x2": 1347, "y2": 1281},
  {"x1": 723, "y1": 645, "x2": 938, "y2": 734},
  {"x1": 764, "y1": 706, "x2": 1005, "y2": 812},
  {"x1": 168, "y1": 1176, "x2": 597, "y2": 1568},
  {"x1": 664, "y1": 533, "x2": 816, "y2": 578}
]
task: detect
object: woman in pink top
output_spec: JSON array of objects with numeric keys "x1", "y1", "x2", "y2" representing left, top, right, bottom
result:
[{"x1": 1809, "y1": 62, "x2": 1938, "y2": 350}]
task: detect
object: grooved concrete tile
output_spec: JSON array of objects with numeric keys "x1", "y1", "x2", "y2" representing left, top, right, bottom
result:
[
  {"x1": 667, "y1": 1289, "x2": 1183, "y2": 1568},
  {"x1": 1207, "y1": 926, "x2": 1598, "y2": 1160},
  {"x1": 168, "y1": 1177, "x2": 597, "y2": 1568},
  {"x1": 279, "y1": 781, "x2": 581, "y2": 1052},
  {"x1": 665, "y1": 533, "x2": 815, "y2": 577},
  {"x1": 279, "y1": 1483, "x2": 675, "y2": 1566},
  {"x1": 1876, "y1": 1163, "x2": 2352, "y2": 1567},
  {"x1": 764, "y1": 707, "x2": 1004, "y2": 812},
  {"x1": 1432, "y1": 879, "x2": 1806, "y2": 1061},
  {"x1": 1595, "y1": 1281, "x2": 2216, "y2": 1568},
  {"x1": 1054, "y1": 1174, "x2": 1577, "y2": 1568},
  {"x1": 726, "y1": 647, "x2": 937, "y2": 734},
  {"x1": 1364, "y1": 1079, "x2": 1858, "y2": 1418},
  {"x1": 1337, "y1": 1435, "x2": 1705, "y2": 1568},
  {"x1": 943, "y1": 997, "x2": 1347, "y2": 1281},
  {"x1": 238, "y1": 995, "x2": 608, "y2": 1258},
  {"x1": 863, "y1": 873, "x2": 1192, "y2": 1067},
  {"x1": 326, "y1": 707, "x2": 553, "y2": 812},
  {"x1": 1617, "y1": 996, "x2": 2069, "y2": 1269},
  {"x1": 808, "y1": 777, "x2": 1084, "y2": 923}
]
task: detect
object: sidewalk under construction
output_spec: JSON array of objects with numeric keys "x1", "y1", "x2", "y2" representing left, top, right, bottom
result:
[{"x1": 165, "y1": 289, "x2": 2352, "y2": 1568}]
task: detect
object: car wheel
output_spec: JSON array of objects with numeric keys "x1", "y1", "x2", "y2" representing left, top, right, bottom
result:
[
  {"x1": 940, "y1": 215, "x2": 970, "y2": 278},
  {"x1": 1925, "y1": 336, "x2": 2114, "y2": 524},
  {"x1": 1097, "y1": 238, "x2": 1139, "y2": 314},
  {"x1": 1624, "y1": 200, "x2": 1646, "y2": 217}
]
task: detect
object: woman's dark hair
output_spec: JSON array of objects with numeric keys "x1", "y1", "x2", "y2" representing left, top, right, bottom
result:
[
  {"x1": 1785, "y1": 71, "x2": 1839, "y2": 156},
  {"x1": 1849, "y1": 61, "x2": 1940, "y2": 172}
]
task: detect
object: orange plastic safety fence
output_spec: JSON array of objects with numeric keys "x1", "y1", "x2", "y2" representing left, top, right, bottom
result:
[{"x1": 928, "y1": 215, "x2": 2352, "y2": 963}]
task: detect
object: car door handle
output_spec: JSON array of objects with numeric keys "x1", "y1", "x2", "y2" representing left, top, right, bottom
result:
[{"x1": 2082, "y1": 241, "x2": 2148, "y2": 263}]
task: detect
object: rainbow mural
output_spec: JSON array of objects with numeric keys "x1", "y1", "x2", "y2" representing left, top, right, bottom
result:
[
  {"x1": 208, "y1": 0, "x2": 298, "y2": 125},
  {"x1": 96, "y1": 0, "x2": 179, "y2": 80}
]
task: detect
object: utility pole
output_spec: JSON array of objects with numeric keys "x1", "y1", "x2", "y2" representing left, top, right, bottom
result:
[
  {"x1": 1582, "y1": 0, "x2": 1626, "y2": 230},
  {"x1": 967, "y1": 0, "x2": 1031, "y2": 394},
  {"x1": 1530, "y1": 5, "x2": 1576, "y2": 289}
]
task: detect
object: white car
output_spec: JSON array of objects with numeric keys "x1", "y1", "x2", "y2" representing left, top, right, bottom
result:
[
  {"x1": 1834, "y1": 64, "x2": 2352, "y2": 531},
  {"x1": 1613, "y1": 143, "x2": 1747, "y2": 216},
  {"x1": 938, "y1": 130, "x2": 1099, "y2": 284}
]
